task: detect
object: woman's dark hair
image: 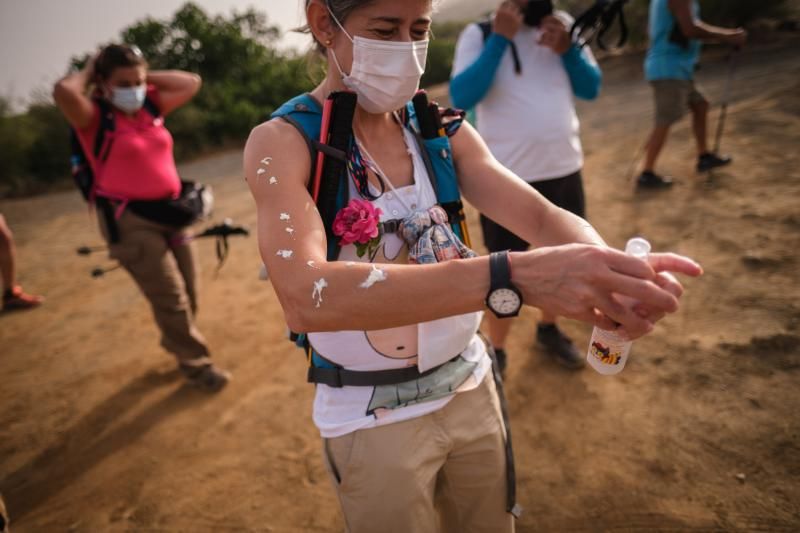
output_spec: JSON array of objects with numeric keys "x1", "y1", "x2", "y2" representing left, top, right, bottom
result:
[
  {"x1": 302, "y1": 0, "x2": 376, "y2": 55},
  {"x1": 94, "y1": 44, "x2": 148, "y2": 81}
]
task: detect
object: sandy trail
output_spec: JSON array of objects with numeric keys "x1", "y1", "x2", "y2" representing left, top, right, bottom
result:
[{"x1": 1, "y1": 38, "x2": 799, "y2": 532}]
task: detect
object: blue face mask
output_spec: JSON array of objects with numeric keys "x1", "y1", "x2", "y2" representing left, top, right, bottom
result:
[{"x1": 110, "y1": 84, "x2": 146, "y2": 113}]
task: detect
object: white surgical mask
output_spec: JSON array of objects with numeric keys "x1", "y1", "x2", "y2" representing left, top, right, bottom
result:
[
  {"x1": 328, "y1": 9, "x2": 429, "y2": 114},
  {"x1": 110, "y1": 84, "x2": 146, "y2": 113}
]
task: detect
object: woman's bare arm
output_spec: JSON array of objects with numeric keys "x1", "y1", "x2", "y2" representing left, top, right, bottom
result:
[
  {"x1": 244, "y1": 118, "x2": 493, "y2": 333},
  {"x1": 451, "y1": 119, "x2": 604, "y2": 248},
  {"x1": 147, "y1": 70, "x2": 202, "y2": 115},
  {"x1": 53, "y1": 63, "x2": 95, "y2": 130},
  {"x1": 246, "y1": 117, "x2": 701, "y2": 338}
]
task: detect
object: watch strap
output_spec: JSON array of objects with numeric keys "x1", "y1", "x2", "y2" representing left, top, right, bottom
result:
[{"x1": 489, "y1": 251, "x2": 511, "y2": 291}]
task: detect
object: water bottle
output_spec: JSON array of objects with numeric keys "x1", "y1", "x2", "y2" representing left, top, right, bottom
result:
[{"x1": 586, "y1": 237, "x2": 652, "y2": 375}]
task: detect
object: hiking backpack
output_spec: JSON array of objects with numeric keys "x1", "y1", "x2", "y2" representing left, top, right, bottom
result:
[
  {"x1": 69, "y1": 96, "x2": 212, "y2": 239},
  {"x1": 69, "y1": 96, "x2": 160, "y2": 201},
  {"x1": 269, "y1": 91, "x2": 471, "y2": 386}
]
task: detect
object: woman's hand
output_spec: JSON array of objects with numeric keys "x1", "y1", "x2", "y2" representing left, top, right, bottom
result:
[{"x1": 512, "y1": 245, "x2": 702, "y2": 339}]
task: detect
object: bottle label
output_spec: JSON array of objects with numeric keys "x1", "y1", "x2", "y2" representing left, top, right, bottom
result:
[{"x1": 588, "y1": 329, "x2": 626, "y2": 366}]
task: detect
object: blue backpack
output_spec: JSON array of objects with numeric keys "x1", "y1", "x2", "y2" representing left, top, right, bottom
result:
[{"x1": 270, "y1": 91, "x2": 472, "y2": 388}]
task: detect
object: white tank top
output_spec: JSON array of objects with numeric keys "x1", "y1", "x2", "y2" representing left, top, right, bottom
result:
[{"x1": 308, "y1": 126, "x2": 491, "y2": 438}]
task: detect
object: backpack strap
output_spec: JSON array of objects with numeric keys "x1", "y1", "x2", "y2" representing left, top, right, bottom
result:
[
  {"x1": 94, "y1": 95, "x2": 160, "y2": 163},
  {"x1": 142, "y1": 95, "x2": 160, "y2": 119},
  {"x1": 479, "y1": 20, "x2": 522, "y2": 74},
  {"x1": 271, "y1": 93, "x2": 352, "y2": 261},
  {"x1": 403, "y1": 97, "x2": 471, "y2": 247},
  {"x1": 94, "y1": 98, "x2": 116, "y2": 162},
  {"x1": 308, "y1": 351, "x2": 461, "y2": 387}
]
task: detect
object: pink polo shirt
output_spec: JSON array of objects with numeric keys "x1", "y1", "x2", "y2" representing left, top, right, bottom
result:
[{"x1": 77, "y1": 86, "x2": 181, "y2": 201}]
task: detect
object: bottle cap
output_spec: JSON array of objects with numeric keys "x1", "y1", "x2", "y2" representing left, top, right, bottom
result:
[{"x1": 625, "y1": 237, "x2": 651, "y2": 259}]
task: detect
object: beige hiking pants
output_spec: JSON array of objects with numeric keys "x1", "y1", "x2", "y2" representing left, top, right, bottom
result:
[
  {"x1": 99, "y1": 209, "x2": 210, "y2": 362},
  {"x1": 322, "y1": 374, "x2": 514, "y2": 533}
]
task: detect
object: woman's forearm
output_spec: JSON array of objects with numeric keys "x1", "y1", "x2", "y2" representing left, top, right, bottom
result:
[
  {"x1": 275, "y1": 254, "x2": 491, "y2": 333},
  {"x1": 147, "y1": 70, "x2": 201, "y2": 92}
]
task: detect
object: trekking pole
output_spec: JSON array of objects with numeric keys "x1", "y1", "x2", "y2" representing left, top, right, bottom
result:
[
  {"x1": 626, "y1": 139, "x2": 649, "y2": 183},
  {"x1": 712, "y1": 47, "x2": 740, "y2": 155}
]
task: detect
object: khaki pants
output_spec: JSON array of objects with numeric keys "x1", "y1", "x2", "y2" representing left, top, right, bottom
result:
[
  {"x1": 99, "y1": 209, "x2": 210, "y2": 362},
  {"x1": 322, "y1": 375, "x2": 514, "y2": 533}
]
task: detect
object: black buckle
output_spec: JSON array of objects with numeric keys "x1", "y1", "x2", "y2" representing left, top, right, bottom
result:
[{"x1": 379, "y1": 219, "x2": 401, "y2": 234}]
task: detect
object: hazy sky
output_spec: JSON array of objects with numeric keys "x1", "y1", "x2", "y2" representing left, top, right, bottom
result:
[{"x1": 0, "y1": 0, "x2": 311, "y2": 107}]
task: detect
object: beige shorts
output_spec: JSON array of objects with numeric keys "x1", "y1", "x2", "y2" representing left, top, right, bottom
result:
[{"x1": 650, "y1": 79, "x2": 708, "y2": 126}]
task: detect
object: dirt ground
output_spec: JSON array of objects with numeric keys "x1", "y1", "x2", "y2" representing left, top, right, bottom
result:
[{"x1": 1, "y1": 38, "x2": 799, "y2": 532}]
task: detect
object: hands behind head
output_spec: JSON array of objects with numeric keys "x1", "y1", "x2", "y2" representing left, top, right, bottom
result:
[
  {"x1": 493, "y1": 0, "x2": 524, "y2": 40},
  {"x1": 511, "y1": 245, "x2": 703, "y2": 340},
  {"x1": 538, "y1": 15, "x2": 571, "y2": 55}
]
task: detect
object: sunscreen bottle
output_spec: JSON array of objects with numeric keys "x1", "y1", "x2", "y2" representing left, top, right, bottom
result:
[{"x1": 586, "y1": 237, "x2": 652, "y2": 375}]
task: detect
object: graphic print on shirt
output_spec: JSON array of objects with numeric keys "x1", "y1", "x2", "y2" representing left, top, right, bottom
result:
[{"x1": 363, "y1": 237, "x2": 418, "y2": 366}]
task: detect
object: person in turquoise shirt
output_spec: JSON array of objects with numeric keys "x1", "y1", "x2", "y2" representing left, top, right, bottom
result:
[{"x1": 639, "y1": 0, "x2": 747, "y2": 188}]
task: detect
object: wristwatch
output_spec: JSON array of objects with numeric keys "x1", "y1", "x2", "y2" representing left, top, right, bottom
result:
[{"x1": 486, "y1": 251, "x2": 523, "y2": 318}]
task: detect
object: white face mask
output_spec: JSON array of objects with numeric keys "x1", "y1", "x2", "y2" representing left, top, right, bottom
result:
[
  {"x1": 110, "y1": 84, "x2": 146, "y2": 113},
  {"x1": 328, "y1": 10, "x2": 429, "y2": 114}
]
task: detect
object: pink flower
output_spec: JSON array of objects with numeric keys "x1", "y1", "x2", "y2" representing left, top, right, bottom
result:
[{"x1": 333, "y1": 199, "x2": 383, "y2": 246}]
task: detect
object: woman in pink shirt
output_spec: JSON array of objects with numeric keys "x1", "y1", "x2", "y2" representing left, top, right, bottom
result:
[{"x1": 54, "y1": 44, "x2": 229, "y2": 391}]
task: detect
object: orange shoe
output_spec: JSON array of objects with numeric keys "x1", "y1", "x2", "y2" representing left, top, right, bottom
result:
[{"x1": 2, "y1": 285, "x2": 44, "y2": 311}]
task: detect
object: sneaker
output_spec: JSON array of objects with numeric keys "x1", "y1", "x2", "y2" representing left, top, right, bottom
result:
[
  {"x1": 493, "y1": 347, "x2": 508, "y2": 378},
  {"x1": 180, "y1": 362, "x2": 231, "y2": 392},
  {"x1": 697, "y1": 152, "x2": 732, "y2": 172},
  {"x1": 2, "y1": 285, "x2": 44, "y2": 312},
  {"x1": 537, "y1": 324, "x2": 585, "y2": 370},
  {"x1": 637, "y1": 171, "x2": 674, "y2": 189}
]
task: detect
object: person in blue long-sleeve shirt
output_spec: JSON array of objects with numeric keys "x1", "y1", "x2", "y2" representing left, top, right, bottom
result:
[{"x1": 450, "y1": 0, "x2": 602, "y2": 373}]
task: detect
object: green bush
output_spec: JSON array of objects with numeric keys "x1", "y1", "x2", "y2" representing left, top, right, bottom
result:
[{"x1": 1, "y1": 2, "x2": 314, "y2": 198}]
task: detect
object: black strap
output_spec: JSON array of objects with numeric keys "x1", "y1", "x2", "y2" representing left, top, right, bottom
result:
[
  {"x1": 480, "y1": 335, "x2": 522, "y2": 518},
  {"x1": 95, "y1": 197, "x2": 120, "y2": 244},
  {"x1": 409, "y1": 127, "x2": 441, "y2": 199},
  {"x1": 378, "y1": 219, "x2": 402, "y2": 235},
  {"x1": 94, "y1": 99, "x2": 115, "y2": 161},
  {"x1": 479, "y1": 21, "x2": 522, "y2": 74},
  {"x1": 308, "y1": 355, "x2": 460, "y2": 388},
  {"x1": 440, "y1": 201, "x2": 466, "y2": 223},
  {"x1": 571, "y1": 0, "x2": 629, "y2": 51}
]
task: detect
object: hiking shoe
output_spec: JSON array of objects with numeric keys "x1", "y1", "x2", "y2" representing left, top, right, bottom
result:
[
  {"x1": 493, "y1": 347, "x2": 508, "y2": 379},
  {"x1": 2, "y1": 285, "x2": 44, "y2": 312},
  {"x1": 697, "y1": 152, "x2": 732, "y2": 172},
  {"x1": 180, "y1": 362, "x2": 231, "y2": 392},
  {"x1": 637, "y1": 171, "x2": 674, "y2": 189},
  {"x1": 537, "y1": 324, "x2": 585, "y2": 370}
]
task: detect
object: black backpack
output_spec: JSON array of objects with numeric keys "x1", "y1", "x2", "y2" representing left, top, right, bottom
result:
[{"x1": 69, "y1": 97, "x2": 212, "y2": 240}]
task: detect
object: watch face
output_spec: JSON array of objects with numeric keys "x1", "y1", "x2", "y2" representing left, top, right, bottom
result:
[{"x1": 488, "y1": 288, "x2": 521, "y2": 316}]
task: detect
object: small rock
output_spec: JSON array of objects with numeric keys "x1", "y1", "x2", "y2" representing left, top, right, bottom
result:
[
  {"x1": 741, "y1": 252, "x2": 781, "y2": 269},
  {"x1": 735, "y1": 472, "x2": 746, "y2": 483}
]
